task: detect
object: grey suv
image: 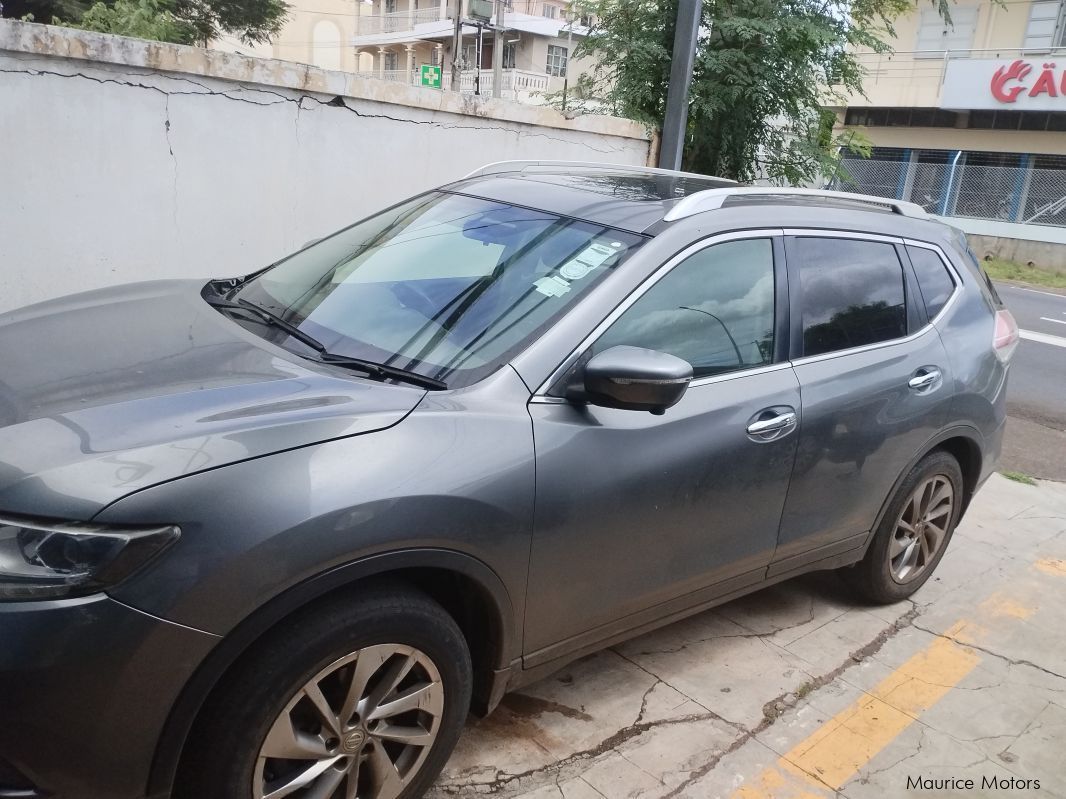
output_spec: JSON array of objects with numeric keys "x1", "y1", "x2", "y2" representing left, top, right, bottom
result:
[{"x1": 0, "y1": 162, "x2": 1018, "y2": 799}]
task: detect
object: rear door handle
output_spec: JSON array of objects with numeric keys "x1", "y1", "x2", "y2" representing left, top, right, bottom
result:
[
  {"x1": 908, "y1": 368, "x2": 942, "y2": 390},
  {"x1": 746, "y1": 410, "x2": 797, "y2": 439}
]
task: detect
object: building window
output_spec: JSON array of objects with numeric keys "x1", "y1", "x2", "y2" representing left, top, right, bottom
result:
[
  {"x1": 914, "y1": 6, "x2": 977, "y2": 57},
  {"x1": 503, "y1": 42, "x2": 517, "y2": 69},
  {"x1": 1023, "y1": 1, "x2": 1066, "y2": 49},
  {"x1": 384, "y1": 50, "x2": 399, "y2": 71},
  {"x1": 546, "y1": 44, "x2": 568, "y2": 76},
  {"x1": 542, "y1": 3, "x2": 558, "y2": 19}
]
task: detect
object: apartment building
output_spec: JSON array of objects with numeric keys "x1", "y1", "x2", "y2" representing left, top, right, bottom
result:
[
  {"x1": 214, "y1": 0, "x2": 594, "y2": 104},
  {"x1": 830, "y1": 0, "x2": 1066, "y2": 233}
]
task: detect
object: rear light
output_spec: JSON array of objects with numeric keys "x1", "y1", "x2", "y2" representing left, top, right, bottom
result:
[{"x1": 993, "y1": 309, "x2": 1019, "y2": 363}]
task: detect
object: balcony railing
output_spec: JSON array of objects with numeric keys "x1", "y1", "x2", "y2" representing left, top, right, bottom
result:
[
  {"x1": 355, "y1": 68, "x2": 550, "y2": 102},
  {"x1": 358, "y1": 7, "x2": 446, "y2": 35}
]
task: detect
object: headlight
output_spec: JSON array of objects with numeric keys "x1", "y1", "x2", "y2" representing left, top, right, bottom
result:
[{"x1": 0, "y1": 516, "x2": 179, "y2": 601}]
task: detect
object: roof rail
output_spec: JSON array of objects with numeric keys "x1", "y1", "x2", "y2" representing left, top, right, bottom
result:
[
  {"x1": 462, "y1": 160, "x2": 738, "y2": 184},
  {"x1": 662, "y1": 187, "x2": 929, "y2": 222}
]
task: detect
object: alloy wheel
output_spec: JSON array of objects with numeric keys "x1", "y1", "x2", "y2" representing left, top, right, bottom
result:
[
  {"x1": 889, "y1": 474, "x2": 954, "y2": 583},
  {"x1": 253, "y1": 643, "x2": 444, "y2": 799}
]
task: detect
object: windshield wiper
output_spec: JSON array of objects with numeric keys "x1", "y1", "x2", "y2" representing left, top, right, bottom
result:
[{"x1": 204, "y1": 294, "x2": 447, "y2": 391}]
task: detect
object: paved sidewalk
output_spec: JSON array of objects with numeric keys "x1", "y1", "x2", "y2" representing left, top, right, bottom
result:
[{"x1": 430, "y1": 474, "x2": 1066, "y2": 799}]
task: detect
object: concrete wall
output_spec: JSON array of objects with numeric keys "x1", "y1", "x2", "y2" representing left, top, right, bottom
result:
[
  {"x1": 0, "y1": 20, "x2": 651, "y2": 313},
  {"x1": 942, "y1": 217, "x2": 1066, "y2": 271}
]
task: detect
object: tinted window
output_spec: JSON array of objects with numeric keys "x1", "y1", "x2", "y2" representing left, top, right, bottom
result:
[
  {"x1": 907, "y1": 246, "x2": 956, "y2": 317},
  {"x1": 235, "y1": 193, "x2": 644, "y2": 388},
  {"x1": 593, "y1": 238, "x2": 776, "y2": 378},
  {"x1": 795, "y1": 238, "x2": 906, "y2": 357}
]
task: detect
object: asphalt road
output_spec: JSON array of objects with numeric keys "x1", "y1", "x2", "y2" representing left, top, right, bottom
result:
[{"x1": 997, "y1": 283, "x2": 1066, "y2": 481}]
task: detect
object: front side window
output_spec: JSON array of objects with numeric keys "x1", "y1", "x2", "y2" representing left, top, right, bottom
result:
[
  {"x1": 234, "y1": 193, "x2": 643, "y2": 388},
  {"x1": 546, "y1": 45, "x2": 568, "y2": 76},
  {"x1": 592, "y1": 238, "x2": 776, "y2": 378},
  {"x1": 795, "y1": 237, "x2": 907, "y2": 357},
  {"x1": 906, "y1": 245, "x2": 956, "y2": 318}
]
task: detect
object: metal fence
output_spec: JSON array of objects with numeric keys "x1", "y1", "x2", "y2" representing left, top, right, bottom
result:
[{"x1": 829, "y1": 154, "x2": 1066, "y2": 227}]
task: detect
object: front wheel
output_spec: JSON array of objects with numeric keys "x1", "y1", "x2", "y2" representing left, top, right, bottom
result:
[
  {"x1": 177, "y1": 585, "x2": 472, "y2": 799},
  {"x1": 843, "y1": 450, "x2": 964, "y2": 604}
]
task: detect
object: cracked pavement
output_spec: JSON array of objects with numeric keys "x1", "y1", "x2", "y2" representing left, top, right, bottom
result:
[{"x1": 429, "y1": 474, "x2": 1066, "y2": 798}]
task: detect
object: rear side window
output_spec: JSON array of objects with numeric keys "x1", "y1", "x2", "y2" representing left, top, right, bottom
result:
[
  {"x1": 794, "y1": 237, "x2": 907, "y2": 357},
  {"x1": 906, "y1": 245, "x2": 956, "y2": 318}
]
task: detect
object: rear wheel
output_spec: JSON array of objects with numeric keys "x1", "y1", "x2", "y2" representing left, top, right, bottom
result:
[
  {"x1": 844, "y1": 451, "x2": 963, "y2": 604},
  {"x1": 177, "y1": 585, "x2": 472, "y2": 799}
]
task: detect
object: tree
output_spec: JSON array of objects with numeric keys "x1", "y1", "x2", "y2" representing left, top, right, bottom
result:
[
  {"x1": 70, "y1": 0, "x2": 196, "y2": 43},
  {"x1": 563, "y1": 0, "x2": 951, "y2": 184},
  {"x1": 5, "y1": 0, "x2": 287, "y2": 45}
]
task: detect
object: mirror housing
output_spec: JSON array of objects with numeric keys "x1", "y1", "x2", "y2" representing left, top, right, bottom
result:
[{"x1": 570, "y1": 345, "x2": 693, "y2": 414}]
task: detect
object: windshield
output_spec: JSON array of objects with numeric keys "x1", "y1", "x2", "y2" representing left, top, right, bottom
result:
[{"x1": 234, "y1": 192, "x2": 645, "y2": 388}]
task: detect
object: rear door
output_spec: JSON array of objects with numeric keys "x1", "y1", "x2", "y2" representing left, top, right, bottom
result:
[{"x1": 772, "y1": 232, "x2": 957, "y2": 572}]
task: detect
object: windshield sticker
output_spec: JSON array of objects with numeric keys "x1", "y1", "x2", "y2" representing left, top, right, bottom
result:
[
  {"x1": 534, "y1": 275, "x2": 572, "y2": 297},
  {"x1": 557, "y1": 241, "x2": 624, "y2": 281}
]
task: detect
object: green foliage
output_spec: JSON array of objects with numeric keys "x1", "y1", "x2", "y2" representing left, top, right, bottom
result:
[
  {"x1": 63, "y1": 0, "x2": 195, "y2": 43},
  {"x1": 982, "y1": 258, "x2": 1066, "y2": 290},
  {"x1": 564, "y1": 0, "x2": 949, "y2": 183},
  {"x1": 4, "y1": 0, "x2": 287, "y2": 44},
  {"x1": 1001, "y1": 471, "x2": 1038, "y2": 486}
]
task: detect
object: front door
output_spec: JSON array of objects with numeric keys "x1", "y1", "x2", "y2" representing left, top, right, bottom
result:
[{"x1": 523, "y1": 234, "x2": 800, "y2": 662}]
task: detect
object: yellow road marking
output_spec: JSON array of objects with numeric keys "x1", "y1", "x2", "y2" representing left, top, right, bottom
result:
[
  {"x1": 730, "y1": 623, "x2": 980, "y2": 798},
  {"x1": 1034, "y1": 557, "x2": 1066, "y2": 577},
  {"x1": 978, "y1": 591, "x2": 1035, "y2": 620}
]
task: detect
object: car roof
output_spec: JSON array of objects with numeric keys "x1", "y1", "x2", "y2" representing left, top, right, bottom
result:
[
  {"x1": 443, "y1": 165, "x2": 736, "y2": 234},
  {"x1": 443, "y1": 162, "x2": 950, "y2": 239}
]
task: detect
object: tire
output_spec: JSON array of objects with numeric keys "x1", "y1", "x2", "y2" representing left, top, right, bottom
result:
[
  {"x1": 176, "y1": 584, "x2": 472, "y2": 799},
  {"x1": 843, "y1": 450, "x2": 964, "y2": 604}
]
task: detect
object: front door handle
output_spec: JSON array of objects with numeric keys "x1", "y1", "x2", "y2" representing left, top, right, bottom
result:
[
  {"x1": 908, "y1": 368, "x2": 942, "y2": 390},
  {"x1": 747, "y1": 410, "x2": 798, "y2": 437}
]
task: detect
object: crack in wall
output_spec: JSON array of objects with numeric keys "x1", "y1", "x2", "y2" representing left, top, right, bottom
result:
[{"x1": 0, "y1": 64, "x2": 633, "y2": 155}]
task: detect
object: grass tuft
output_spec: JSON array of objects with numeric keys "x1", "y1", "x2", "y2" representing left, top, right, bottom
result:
[
  {"x1": 1001, "y1": 470, "x2": 1038, "y2": 486},
  {"x1": 981, "y1": 258, "x2": 1066, "y2": 290}
]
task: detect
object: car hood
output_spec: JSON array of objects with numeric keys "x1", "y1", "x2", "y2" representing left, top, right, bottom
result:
[{"x1": 0, "y1": 280, "x2": 426, "y2": 518}]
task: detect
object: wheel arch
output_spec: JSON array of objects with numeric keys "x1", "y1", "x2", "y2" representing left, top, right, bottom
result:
[
  {"x1": 150, "y1": 548, "x2": 515, "y2": 798},
  {"x1": 866, "y1": 426, "x2": 985, "y2": 552}
]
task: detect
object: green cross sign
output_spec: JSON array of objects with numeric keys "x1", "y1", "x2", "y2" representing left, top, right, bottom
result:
[{"x1": 420, "y1": 65, "x2": 442, "y2": 89}]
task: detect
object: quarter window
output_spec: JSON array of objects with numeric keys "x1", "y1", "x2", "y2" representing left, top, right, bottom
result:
[
  {"x1": 593, "y1": 238, "x2": 776, "y2": 378},
  {"x1": 794, "y1": 237, "x2": 907, "y2": 357},
  {"x1": 906, "y1": 246, "x2": 956, "y2": 318}
]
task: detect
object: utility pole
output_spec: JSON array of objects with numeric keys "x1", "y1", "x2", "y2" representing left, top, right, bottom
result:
[
  {"x1": 491, "y1": 0, "x2": 504, "y2": 98},
  {"x1": 451, "y1": 0, "x2": 463, "y2": 92},
  {"x1": 658, "y1": 0, "x2": 702, "y2": 170}
]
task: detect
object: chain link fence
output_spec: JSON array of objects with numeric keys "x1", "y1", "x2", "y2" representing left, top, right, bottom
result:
[{"x1": 828, "y1": 151, "x2": 1066, "y2": 227}]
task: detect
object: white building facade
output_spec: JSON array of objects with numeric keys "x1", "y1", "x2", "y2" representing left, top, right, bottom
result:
[{"x1": 214, "y1": 0, "x2": 595, "y2": 105}]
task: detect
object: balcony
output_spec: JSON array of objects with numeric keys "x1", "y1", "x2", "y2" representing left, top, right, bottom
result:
[
  {"x1": 358, "y1": 7, "x2": 447, "y2": 35},
  {"x1": 356, "y1": 68, "x2": 550, "y2": 103}
]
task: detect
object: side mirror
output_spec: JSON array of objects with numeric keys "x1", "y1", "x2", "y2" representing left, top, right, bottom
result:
[{"x1": 569, "y1": 345, "x2": 693, "y2": 415}]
